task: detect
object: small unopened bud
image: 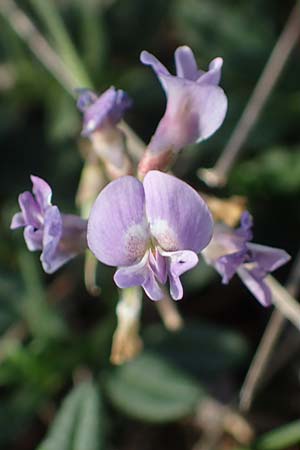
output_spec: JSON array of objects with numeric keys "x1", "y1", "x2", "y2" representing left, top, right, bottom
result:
[
  {"x1": 110, "y1": 287, "x2": 143, "y2": 365},
  {"x1": 91, "y1": 126, "x2": 133, "y2": 179}
]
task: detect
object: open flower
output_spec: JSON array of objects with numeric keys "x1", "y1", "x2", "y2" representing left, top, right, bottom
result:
[
  {"x1": 202, "y1": 212, "x2": 290, "y2": 306},
  {"x1": 87, "y1": 170, "x2": 213, "y2": 300},
  {"x1": 138, "y1": 46, "x2": 227, "y2": 174},
  {"x1": 11, "y1": 176, "x2": 87, "y2": 273}
]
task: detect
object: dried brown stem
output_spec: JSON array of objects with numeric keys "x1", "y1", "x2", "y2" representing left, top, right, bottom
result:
[
  {"x1": 199, "y1": 2, "x2": 300, "y2": 187},
  {"x1": 0, "y1": 0, "x2": 79, "y2": 92},
  {"x1": 239, "y1": 249, "x2": 300, "y2": 411}
]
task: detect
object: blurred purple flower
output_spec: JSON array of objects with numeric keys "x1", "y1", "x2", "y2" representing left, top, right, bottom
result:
[
  {"x1": 202, "y1": 212, "x2": 290, "y2": 306},
  {"x1": 140, "y1": 46, "x2": 228, "y2": 155},
  {"x1": 11, "y1": 176, "x2": 87, "y2": 273},
  {"x1": 77, "y1": 86, "x2": 132, "y2": 137},
  {"x1": 87, "y1": 170, "x2": 213, "y2": 301}
]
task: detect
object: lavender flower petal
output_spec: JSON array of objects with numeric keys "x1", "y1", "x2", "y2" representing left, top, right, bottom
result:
[
  {"x1": 87, "y1": 176, "x2": 150, "y2": 266},
  {"x1": 24, "y1": 227, "x2": 43, "y2": 251},
  {"x1": 237, "y1": 266, "x2": 272, "y2": 307},
  {"x1": 79, "y1": 86, "x2": 132, "y2": 137},
  {"x1": 247, "y1": 243, "x2": 290, "y2": 272},
  {"x1": 144, "y1": 171, "x2": 213, "y2": 253},
  {"x1": 18, "y1": 192, "x2": 42, "y2": 229},
  {"x1": 174, "y1": 46, "x2": 199, "y2": 80},
  {"x1": 41, "y1": 206, "x2": 63, "y2": 273},
  {"x1": 10, "y1": 212, "x2": 26, "y2": 229},
  {"x1": 114, "y1": 251, "x2": 164, "y2": 301},
  {"x1": 41, "y1": 208, "x2": 87, "y2": 274},
  {"x1": 160, "y1": 248, "x2": 199, "y2": 300},
  {"x1": 197, "y1": 57, "x2": 223, "y2": 86},
  {"x1": 31, "y1": 175, "x2": 52, "y2": 211},
  {"x1": 140, "y1": 48, "x2": 228, "y2": 154}
]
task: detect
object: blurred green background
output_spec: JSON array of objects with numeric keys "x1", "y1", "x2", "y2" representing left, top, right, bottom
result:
[{"x1": 1, "y1": 0, "x2": 300, "y2": 449}]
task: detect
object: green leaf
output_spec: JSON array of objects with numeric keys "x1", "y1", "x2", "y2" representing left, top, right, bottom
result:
[
  {"x1": 19, "y1": 251, "x2": 67, "y2": 340},
  {"x1": 255, "y1": 420, "x2": 300, "y2": 450},
  {"x1": 105, "y1": 352, "x2": 205, "y2": 423},
  {"x1": 144, "y1": 321, "x2": 248, "y2": 380},
  {"x1": 38, "y1": 381, "x2": 104, "y2": 450}
]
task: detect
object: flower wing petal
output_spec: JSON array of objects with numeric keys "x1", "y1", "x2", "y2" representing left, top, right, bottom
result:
[
  {"x1": 87, "y1": 176, "x2": 149, "y2": 266},
  {"x1": 114, "y1": 251, "x2": 164, "y2": 301},
  {"x1": 160, "y1": 249, "x2": 199, "y2": 300},
  {"x1": 144, "y1": 171, "x2": 213, "y2": 253}
]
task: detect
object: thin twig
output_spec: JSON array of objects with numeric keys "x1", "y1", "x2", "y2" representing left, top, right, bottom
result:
[
  {"x1": 239, "y1": 250, "x2": 300, "y2": 411},
  {"x1": 155, "y1": 291, "x2": 184, "y2": 331},
  {"x1": 199, "y1": 2, "x2": 300, "y2": 187},
  {"x1": 0, "y1": 0, "x2": 79, "y2": 93}
]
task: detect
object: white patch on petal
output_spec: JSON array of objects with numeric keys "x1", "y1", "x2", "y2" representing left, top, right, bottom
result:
[
  {"x1": 150, "y1": 219, "x2": 178, "y2": 251},
  {"x1": 125, "y1": 219, "x2": 150, "y2": 262}
]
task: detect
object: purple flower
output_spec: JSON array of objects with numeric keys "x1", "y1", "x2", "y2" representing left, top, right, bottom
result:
[
  {"x1": 202, "y1": 212, "x2": 290, "y2": 306},
  {"x1": 11, "y1": 176, "x2": 87, "y2": 274},
  {"x1": 87, "y1": 170, "x2": 213, "y2": 300},
  {"x1": 77, "y1": 86, "x2": 132, "y2": 137},
  {"x1": 140, "y1": 46, "x2": 228, "y2": 155}
]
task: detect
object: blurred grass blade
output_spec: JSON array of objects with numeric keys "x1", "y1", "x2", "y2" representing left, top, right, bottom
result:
[
  {"x1": 38, "y1": 380, "x2": 104, "y2": 450},
  {"x1": 105, "y1": 351, "x2": 205, "y2": 423},
  {"x1": 255, "y1": 420, "x2": 300, "y2": 450},
  {"x1": 19, "y1": 250, "x2": 67, "y2": 339},
  {"x1": 29, "y1": 0, "x2": 93, "y2": 88}
]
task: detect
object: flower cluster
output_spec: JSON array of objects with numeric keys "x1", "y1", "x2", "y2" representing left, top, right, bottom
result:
[{"x1": 11, "y1": 46, "x2": 290, "y2": 308}]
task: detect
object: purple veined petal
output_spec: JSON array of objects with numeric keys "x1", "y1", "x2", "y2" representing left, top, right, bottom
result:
[
  {"x1": 160, "y1": 248, "x2": 199, "y2": 300},
  {"x1": 81, "y1": 87, "x2": 131, "y2": 137},
  {"x1": 142, "y1": 269, "x2": 165, "y2": 301},
  {"x1": 144, "y1": 171, "x2": 213, "y2": 253},
  {"x1": 31, "y1": 175, "x2": 52, "y2": 212},
  {"x1": 18, "y1": 191, "x2": 42, "y2": 228},
  {"x1": 148, "y1": 77, "x2": 228, "y2": 153},
  {"x1": 87, "y1": 176, "x2": 150, "y2": 267},
  {"x1": 41, "y1": 205, "x2": 63, "y2": 273},
  {"x1": 24, "y1": 226, "x2": 43, "y2": 251},
  {"x1": 81, "y1": 87, "x2": 117, "y2": 136},
  {"x1": 114, "y1": 251, "x2": 164, "y2": 301},
  {"x1": 247, "y1": 243, "x2": 290, "y2": 272},
  {"x1": 148, "y1": 248, "x2": 167, "y2": 284},
  {"x1": 215, "y1": 248, "x2": 248, "y2": 284},
  {"x1": 197, "y1": 57, "x2": 223, "y2": 86},
  {"x1": 41, "y1": 211, "x2": 87, "y2": 274},
  {"x1": 237, "y1": 266, "x2": 272, "y2": 307},
  {"x1": 114, "y1": 252, "x2": 149, "y2": 288},
  {"x1": 10, "y1": 212, "x2": 25, "y2": 229},
  {"x1": 174, "y1": 46, "x2": 199, "y2": 80},
  {"x1": 76, "y1": 88, "x2": 98, "y2": 112}
]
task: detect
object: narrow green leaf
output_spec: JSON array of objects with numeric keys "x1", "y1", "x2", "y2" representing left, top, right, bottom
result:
[
  {"x1": 38, "y1": 380, "x2": 104, "y2": 450},
  {"x1": 29, "y1": 0, "x2": 92, "y2": 87},
  {"x1": 105, "y1": 352, "x2": 205, "y2": 423},
  {"x1": 255, "y1": 420, "x2": 300, "y2": 450},
  {"x1": 19, "y1": 251, "x2": 67, "y2": 339}
]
